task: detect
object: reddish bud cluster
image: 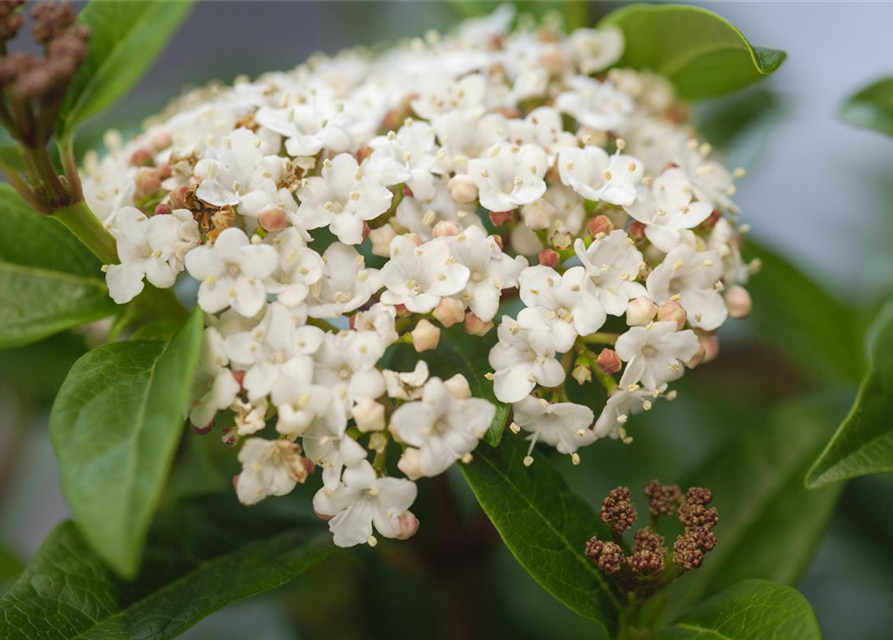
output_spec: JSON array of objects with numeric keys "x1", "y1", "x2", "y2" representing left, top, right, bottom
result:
[
  {"x1": 644, "y1": 479, "x2": 682, "y2": 517},
  {"x1": 600, "y1": 486, "x2": 638, "y2": 533}
]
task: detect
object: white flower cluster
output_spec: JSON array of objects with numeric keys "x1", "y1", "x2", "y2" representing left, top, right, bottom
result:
[{"x1": 86, "y1": 6, "x2": 754, "y2": 548}]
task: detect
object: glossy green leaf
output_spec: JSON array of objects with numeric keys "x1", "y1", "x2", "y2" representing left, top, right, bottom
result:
[
  {"x1": 50, "y1": 310, "x2": 203, "y2": 578},
  {"x1": 0, "y1": 498, "x2": 333, "y2": 640},
  {"x1": 840, "y1": 77, "x2": 893, "y2": 138},
  {"x1": 461, "y1": 434, "x2": 620, "y2": 632},
  {"x1": 745, "y1": 240, "x2": 863, "y2": 384},
  {"x1": 657, "y1": 579, "x2": 820, "y2": 640},
  {"x1": 57, "y1": 1, "x2": 194, "y2": 139},
  {"x1": 669, "y1": 396, "x2": 845, "y2": 613},
  {"x1": 807, "y1": 299, "x2": 893, "y2": 487},
  {"x1": 0, "y1": 185, "x2": 116, "y2": 349},
  {"x1": 599, "y1": 4, "x2": 785, "y2": 100}
]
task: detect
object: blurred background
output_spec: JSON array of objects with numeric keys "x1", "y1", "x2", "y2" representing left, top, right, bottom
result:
[{"x1": 2, "y1": 3, "x2": 893, "y2": 639}]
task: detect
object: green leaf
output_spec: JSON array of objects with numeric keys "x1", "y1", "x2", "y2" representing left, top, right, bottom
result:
[
  {"x1": 657, "y1": 579, "x2": 821, "y2": 640},
  {"x1": 0, "y1": 185, "x2": 116, "y2": 349},
  {"x1": 57, "y1": 1, "x2": 194, "y2": 139},
  {"x1": 807, "y1": 299, "x2": 893, "y2": 487},
  {"x1": 668, "y1": 397, "x2": 845, "y2": 613},
  {"x1": 50, "y1": 309, "x2": 203, "y2": 578},
  {"x1": 0, "y1": 498, "x2": 334, "y2": 640},
  {"x1": 745, "y1": 240, "x2": 864, "y2": 384},
  {"x1": 599, "y1": 4, "x2": 785, "y2": 100},
  {"x1": 840, "y1": 77, "x2": 893, "y2": 138},
  {"x1": 385, "y1": 324, "x2": 509, "y2": 446},
  {"x1": 0, "y1": 540, "x2": 24, "y2": 589},
  {"x1": 461, "y1": 433, "x2": 621, "y2": 633}
]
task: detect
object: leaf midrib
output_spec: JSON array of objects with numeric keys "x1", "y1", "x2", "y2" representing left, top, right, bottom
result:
[
  {"x1": 672, "y1": 621, "x2": 735, "y2": 640},
  {"x1": 0, "y1": 261, "x2": 106, "y2": 288}
]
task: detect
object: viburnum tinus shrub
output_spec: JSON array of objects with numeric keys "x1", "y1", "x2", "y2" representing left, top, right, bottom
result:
[{"x1": 0, "y1": 2, "x2": 831, "y2": 639}]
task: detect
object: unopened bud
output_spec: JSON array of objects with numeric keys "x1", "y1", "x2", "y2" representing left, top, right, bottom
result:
[
  {"x1": 521, "y1": 198, "x2": 555, "y2": 231},
  {"x1": 489, "y1": 210, "x2": 514, "y2": 227},
  {"x1": 352, "y1": 398, "x2": 385, "y2": 432},
  {"x1": 628, "y1": 221, "x2": 646, "y2": 242},
  {"x1": 157, "y1": 162, "x2": 172, "y2": 180},
  {"x1": 464, "y1": 312, "x2": 494, "y2": 336},
  {"x1": 538, "y1": 249, "x2": 560, "y2": 267},
  {"x1": 572, "y1": 364, "x2": 592, "y2": 385},
  {"x1": 368, "y1": 432, "x2": 388, "y2": 454},
  {"x1": 433, "y1": 297, "x2": 465, "y2": 328},
  {"x1": 626, "y1": 296, "x2": 657, "y2": 326},
  {"x1": 444, "y1": 373, "x2": 471, "y2": 400},
  {"x1": 724, "y1": 285, "x2": 751, "y2": 319},
  {"x1": 369, "y1": 224, "x2": 396, "y2": 257},
  {"x1": 432, "y1": 219, "x2": 460, "y2": 238},
  {"x1": 135, "y1": 167, "x2": 161, "y2": 197},
  {"x1": 700, "y1": 335, "x2": 719, "y2": 363},
  {"x1": 362, "y1": 221, "x2": 371, "y2": 242},
  {"x1": 686, "y1": 344, "x2": 706, "y2": 369},
  {"x1": 489, "y1": 233, "x2": 504, "y2": 250},
  {"x1": 657, "y1": 301, "x2": 687, "y2": 330},
  {"x1": 397, "y1": 448, "x2": 422, "y2": 480},
  {"x1": 130, "y1": 148, "x2": 154, "y2": 167},
  {"x1": 355, "y1": 145, "x2": 373, "y2": 164},
  {"x1": 169, "y1": 185, "x2": 190, "y2": 210},
  {"x1": 395, "y1": 511, "x2": 420, "y2": 540},
  {"x1": 588, "y1": 215, "x2": 614, "y2": 238},
  {"x1": 448, "y1": 174, "x2": 478, "y2": 204},
  {"x1": 221, "y1": 426, "x2": 237, "y2": 449},
  {"x1": 551, "y1": 229, "x2": 572, "y2": 250},
  {"x1": 404, "y1": 233, "x2": 423, "y2": 247},
  {"x1": 596, "y1": 348, "x2": 621, "y2": 375},
  {"x1": 153, "y1": 203, "x2": 172, "y2": 216},
  {"x1": 411, "y1": 319, "x2": 440, "y2": 352},
  {"x1": 147, "y1": 127, "x2": 172, "y2": 152},
  {"x1": 257, "y1": 204, "x2": 289, "y2": 232}
]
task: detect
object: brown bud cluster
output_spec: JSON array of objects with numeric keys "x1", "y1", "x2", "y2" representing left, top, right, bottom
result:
[
  {"x1": 584, "y1": 538, "x2": 624, "y2": 575},
  {"x1": 600, "y1": 486, "x2": 637, "y2": 533},
  {"x1": 644, "y1": 479, "x2": 682, "y2": 517},
  {"x1": 672, "y1": 486, "x2": 719, "y2": 571}
]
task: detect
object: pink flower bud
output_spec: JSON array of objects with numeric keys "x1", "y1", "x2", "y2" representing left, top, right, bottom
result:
[
  {"x1": 433, "y1": 220, "x2": 460, "y2": 238},
  {"x1": 169, "y1": 185, "x2": 190, "y2": 210},
  {"x1": 464, "y1": 312, "x2": 494, "y2": 336},
  {"x1": 433, "y1": 297, "x2": 465, "y2": 328},
  {"x1": 157, "y1": 162, "x2": 172, "y2": 180},
  {"x1": 490, "y1": 233, "x2": 504, "y2": 250},
  {"x1": 700, "y1": 335, "x2": 719, "y2": 363},
  {"x1": 302, "y1": 457, "x2": 316, "y2": 477},
  {"x1": 686, "y1": 344, "x2": 706, "y2": 369},
  {"x1": 724, "y1": 285, "x2": 751, "y2": 319},
  {"x1": 257, "y1": 204, "x2": 289, "y2": 232},
  {"x1": 444, "y1": 373, "x2": 471, "y2": 400},
  {"x1": 404, "y1": 233, "x2": 423, "y2": 247},
  {"x1": 588, "y1": 215, "x2": 614, "y2": 238},
  {"x1": 397, "y1": 448, "x2": 422, "y2": 481},
  {"x1": 539, "y1": 48, "x2": 565, "y2": 74},
  {"x1": 657, "y1": 301, "x2": 687, "y2": 330},
  {"x1": 130, "y1": 148, "x2": 154, "y2": 167},
  {"x1": 362, "y1": 221, "x2": 372, "y2": 242},
  {"x1": 135, "y1": 167, "x2": 161, "y2": 197},
  {"x1": 147, "y1": 127, "x2": 172, "y2": 152},
  {"x1": 352, "y1": 398, "x2": 385, "y2": 432},
  {"x1": 232, "y1": 370, "x2": 246, "y2": 389},
  {"x1": 626, "y1": 296, "x2": 657, "y2": 326},
  {"x1": 402, "y1": 183, "x2": 415, "y2": 198},
  {"x1": 521, "y1": 199, "x2": 555, "y2": 230},
  {"x1": 394, "y1": 304, "x2": 410, "y2": 317},
  {"x1": 489, "y1": 210, "x2": 514, "y2": 227},
  {"x1": 412, "y1": 319, "x2": 440, "y2": 352},
  {"x1": 628, "y1": 221, "x2": 646, "y2": 242},
  {"x1": 597, "y1": 348, "x2": 622, "y2": 375},
  {"x1": 153, "y1": 203, "x2": 172, "y2": 216},
  {"x1": 395, "y1": 511, "x2": 420, "y2": 540},
  {"x1": 447, "y1": 174, "x2": 478, "y2": 204},
  {"x1": 355, "y1": 145, "x2": 373, "y2": 164},
  {"x1": 369, "y1": 224, "x2": 396, "y2": 257},
  {"x1": 496, "y1": 106, "x2": 521, "y2": 119},
  {"x1": 539, "y1": 249, "x2": 560, "y2": 268}
]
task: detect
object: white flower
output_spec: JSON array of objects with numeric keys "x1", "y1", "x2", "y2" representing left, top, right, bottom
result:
[
  {"x1": 380, "y1": 236, "x2": 469, "y2": 314},
  {"x1": 709, "y1": 218, "x2": 747, "y2": 285},
  {"x1": 506, "y1": 107, "x2": 577, "y2": 164},
  {"x1": 390, "y1": 376, "x2": 496, "y2": 478},
  {"x1": 615, "y1": 321, "x2": 699, "y2": 389},
  {"x1": 511, "y1": 395, "x2": 596, "y2": 455},
  {"x1": 556, "y1": 76, "x2": 633, "y2": 132},
  {"x1": 366, "y1": 121, "x2": 439, "y2": 201},
  {"x1": 433, "y1": 111, "x2": 508, "y2": 175},
  {"x1": 352, "y1": 302, "x2": 399, "y2": 346},
  {"x1": 565, "y1": 27, "x2": 625, "y2": 75},
  {"x1": 189, "y1": 328, "x2": 240, "y2": 429},
  {"x1": 313, "y1": 330, "x2": 387, "y2": 406},
  {"x1": 676, "y1": 139, "x2": 737, "y2": 212},
  {"x1": 256, "y1": 102, "x2": 351, "y2": 157},
  {"x1": 449, "y1": 225, "x2": 527, "y2": 322},
  {"x1": 558, "y1": 146, "x2": 644, "y2": 206},
  {"x1": 295, "y1": 153, "x2": 393, "y2": 244},
  {"x1": 272, "y1": 382, "x2": 332, "y2": 437},
  {"x1": 308, "y1": 242, "x2": 383, "y2": 318},
  {"x1": 266, "y1": 227, "x2": 324, "y2": 307},
  {"x1": 624, "y1": 168, "x2": 714, "y2": 252},
  {"x1": 488, "y1": 316, "x2": 565, "y2": 403},
  {"x1": 194, "y1": 128, "x2": 282, "y2": 208},
  {"x1": 574, "y1": 231, "x2": 647, "y2": 316},
  {"x1": 313, "y1": 460, "x2": 418, "y2": 548},
  {"x1": 237, "y1": 438, "x2": 310, "y2": 506},
  {"x1": 302, "y1": 400, "x2": 367, "y2": 489},
  {"x1": 395, "y1": 179, "x2": 483, "y2": 241},
  {"x1": 646, "y1": 244, "x2": 728, "y2": 331},
  {"x1": 225, "y1": 302, "x2": 323, "y2": 401},
  {"x1": 106, "y1": 207, "x2": 199, "y2": 304},
  {"x1": 383, "y1": 360, "x2": 430, "y2": 401},
  {"x1": 518, "y1": 265, "x2": 606, "y2": 352},
  {"x1": 594, "y1": 384, "x2": 666, "y2": 438},
  {"x1": 468, "y1": 143, "x2": 548, "y2": 212},
  {"x1": 185, "y1": 227, "x2": 279, "y2": 317},
  {"x1": 411, "y1": 73, "x2": 487, "y2": 121}
]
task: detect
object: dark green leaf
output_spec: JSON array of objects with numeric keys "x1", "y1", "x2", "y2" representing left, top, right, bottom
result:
[
  {"x1": 657, "y1": 579, "x2": 820, "y2": 640},
  {"x1": 50, "y1": 310, "x2": 203, "y2": 578},
  {"x1": 461, "y1": 433, "x2": 621, "y2": 632},
  {"x1": 0, "y1": 540, "x2": 24, "y2": 589},
  {"x1": 807, "y1": 299, "x2": 893, "y2": 487},
  {"x1": 668, "y1": 397, "x2": 845, "y2": 613},
  {"x1": 840, "y1": 77, "x2": 893, "y2": 138},
  {"x1": 57, "y1": 1, "x2": 194, "y2": 139},
  {"x1": 0, "y1": 498, "x2": 333, "y2": 640},
  {"x1": 599, "y1": 4, "x2": 785, "y2": 100},
  {"x1": 745, "y1": 240, "x2": 864, "y2": 384},
  {"x1": 0, "y1": 185, "x2": 116, "y2": 349}
]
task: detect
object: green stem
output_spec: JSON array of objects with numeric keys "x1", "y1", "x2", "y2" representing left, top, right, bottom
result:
[{"x1": 582, "y1": 332, "x2": 619, "y2": 345}]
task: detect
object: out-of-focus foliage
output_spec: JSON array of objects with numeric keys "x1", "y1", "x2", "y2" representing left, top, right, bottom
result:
[{"x1": 840, "y1": 77, "x2": 893, "y2": 139}]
